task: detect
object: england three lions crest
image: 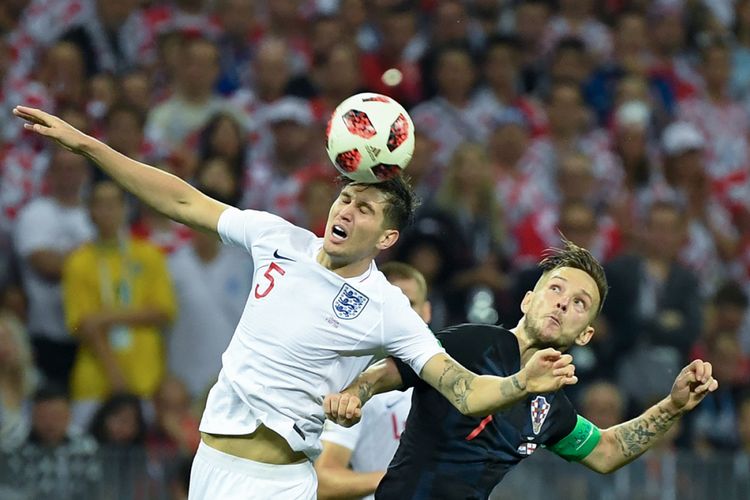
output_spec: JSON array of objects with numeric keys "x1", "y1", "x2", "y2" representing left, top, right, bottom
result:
[
  {"x1": 333, "y1": 284, "x2": 369, "y2": 320},
  {"x1": 530, "y1": 396, "x2": 550, "y2": 435}
]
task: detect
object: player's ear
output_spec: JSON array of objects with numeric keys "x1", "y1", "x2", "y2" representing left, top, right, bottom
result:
[
  {"x1": 376, "y1": 228, "x2": 399, "y2": 251},
  {"x1": 421, "y1": 300, "x2": 432, "y2": 324},
  {"x1": 575, "y1": 325, "x2": 595, "y2": 346},
  {"x1": 520, "y1": 291, "x2": 533, "y2": 314}
]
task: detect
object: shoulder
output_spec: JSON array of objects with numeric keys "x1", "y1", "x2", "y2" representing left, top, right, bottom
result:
[
  {"x1": 66, "y1": 243, "x2": 95, "y2": 268},
  {"x1": 437, "y1": 323, "x2": 517, "y2": 349},
  {"x1": 16, "y1": 198, "x2": 54, "y2": 222},
  {"x1": 130, "y1": 239, "x2": 168, "y2": 262}
]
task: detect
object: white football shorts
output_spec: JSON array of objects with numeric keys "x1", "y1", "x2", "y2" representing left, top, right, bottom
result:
[{"x1": 188, "y1": 441, "x2": 317, "y2": 499}]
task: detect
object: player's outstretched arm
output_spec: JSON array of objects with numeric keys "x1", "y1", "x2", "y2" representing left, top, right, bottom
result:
[
  {"x1": 419, "y1": 349, "x2": 578, "y2": 417},
  {"x1": 13, "y1": 106, "x2": 228, "y2": 233},
  {"x1": 324, "y1": 358, "x2": 403, "y2": 427},
  {"x1": 580, "y1": 359, "x2": 718, "y2": 474}
]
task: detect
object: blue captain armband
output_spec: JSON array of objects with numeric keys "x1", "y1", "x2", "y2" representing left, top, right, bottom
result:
[{"x1": 547, "y1": 415, "x2": 601, "y2": 462}]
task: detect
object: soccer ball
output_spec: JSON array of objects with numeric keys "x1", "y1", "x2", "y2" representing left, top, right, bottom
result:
[{"x1": 325, "y1": 92, "x2": 415, "y2": 183}]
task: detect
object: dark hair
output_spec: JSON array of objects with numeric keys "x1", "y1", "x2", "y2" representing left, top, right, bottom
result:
[
  {"x1": 538, "y1": 238, "x2": 608, "y2": 315},
  {"x1": 380, "y1": 261, "x2": 428, "y2": 298},
  {"x1": 88, "y1": 393, "x2": 147, "y2": 445},
  {"x1": 197, "y1": 113, "x2": 247, "y2": 170},
  {"x1": 32, "y1": 383, "x2": 70, "y2": 404},
  {"x1": 713, "y1": 280, "x2": 749, "y2": 309},
  {"x1": 554, "y1": 36, "x2": 587, "y2": 56},
  {"x1": 105, "y1": 101, "x2": 147, "y2": 129},
  {"x1": 339, "y1": 174, "x2": 419, "y2": 230}
]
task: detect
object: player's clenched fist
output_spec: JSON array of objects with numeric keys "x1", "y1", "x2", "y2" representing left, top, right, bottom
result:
[
  {"x1": 324, "y1": 392, "x2": 363, "y2": 427},
  {"x1": 521, "y1": 348, "x2": 578, "y2": 393},
  {"x1": 669, "y1": 359, "x2": 719, "y2": 412}
]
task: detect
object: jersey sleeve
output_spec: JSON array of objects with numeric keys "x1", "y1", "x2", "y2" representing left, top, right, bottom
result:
[
  {"x1": 381, "y1": 289, "x2": 444, "y2": 381},
  {"x1": 319, "y1": 419, "x2": 362, "y2": 452},
  {"x1": 216, "y1": 207, "x2": 291, "y2": 251},
  {"x1": 545, "y1": 394, "x2": 601, "y2": 462}
]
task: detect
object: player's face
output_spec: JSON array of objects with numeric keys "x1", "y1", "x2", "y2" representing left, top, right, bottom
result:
[
  {"x1": 390, "y1": 277, "x2": 431, "y2": 323},
  {"x1": 323, "y1": 185, "x2": 399, "y2": 266},
  {"x1": 521, "y1": 267, "x2": 599, "y2": 350}
]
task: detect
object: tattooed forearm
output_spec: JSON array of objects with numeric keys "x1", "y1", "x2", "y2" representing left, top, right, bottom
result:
[
  {"x1": 613, "y1": 403, "x2": 681, "y2": 458},
  {"x1": 437, "y1": 360, "x2": 475, "y2": 414},
  {"x1": 357, "y1": 381, "x2": 373, "y2": 405},
  {"x1": 499, "y1": 374, "x2": 526, "y2": 398}
]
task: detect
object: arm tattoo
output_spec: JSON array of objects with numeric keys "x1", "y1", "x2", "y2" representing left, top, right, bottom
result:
[
  {"x1": 357, "y1": 381, "x2": 373, "y2": 404},
  {"x1": 437, "y1": 360, "x2": 475, "y2": 413},
  {"x1": 499, "y1": 374, "x2": 526, "y2": 398},
  {"x1": 613, "y1": 404, "x2": 680, "y2": 458}
]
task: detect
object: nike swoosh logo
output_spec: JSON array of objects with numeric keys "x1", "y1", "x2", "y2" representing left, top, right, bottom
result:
[{"x1": 273, "y1": 249, "x2": 296, "y2": 261}]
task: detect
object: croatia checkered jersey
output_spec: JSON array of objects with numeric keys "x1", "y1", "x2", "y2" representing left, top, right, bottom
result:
[{"x1": 199, "y1": 207, "x2": 444, "y2": 460}]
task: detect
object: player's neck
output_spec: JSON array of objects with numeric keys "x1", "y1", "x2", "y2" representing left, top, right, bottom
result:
[
  {"x1": 510, "y1": 321, "x2": 536, "y2": 366},
  {"x1": 316, "y1": 249, "x2": 373, "y2": 279}
]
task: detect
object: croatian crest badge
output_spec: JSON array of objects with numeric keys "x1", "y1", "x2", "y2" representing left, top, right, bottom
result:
[{"x1": 530, "y1": 396, "x2": 550, "y2": 435}]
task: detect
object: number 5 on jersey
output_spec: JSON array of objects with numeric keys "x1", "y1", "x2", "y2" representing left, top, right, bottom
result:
[{"x1": 254, "y1": 262, "x2": 286, "y2": 299}]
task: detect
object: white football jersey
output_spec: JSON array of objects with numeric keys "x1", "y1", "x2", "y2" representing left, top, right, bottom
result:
[
  {"x1": 320, "y1": 389, "x2": 412, "y2": 500},
  {"x1": 199, "y1": 208, "x2": 443, "y2": 459}
]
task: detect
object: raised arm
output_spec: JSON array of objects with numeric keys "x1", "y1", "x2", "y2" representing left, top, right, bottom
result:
[
  {"x1": 580, "y1": 359, "x2": 718, "y2": 474},
  {"x1": 325, "y1": 349, "x2": 577, "y2": 425},
  {"x1": 13, "y1": 106, "x2": 227, "y2": 233},
  {"x1": 418, "y1": 349, "x2": 577, "y2": 417}
]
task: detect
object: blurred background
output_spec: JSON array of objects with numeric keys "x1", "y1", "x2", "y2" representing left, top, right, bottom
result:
[{"x1": 0, "y1": 0, "x2": 749, "y2": 498}]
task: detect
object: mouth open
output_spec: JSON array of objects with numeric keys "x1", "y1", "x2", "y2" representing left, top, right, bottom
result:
[{"x1": 332, "y1": 224, "x2": 349, "y2": 241}]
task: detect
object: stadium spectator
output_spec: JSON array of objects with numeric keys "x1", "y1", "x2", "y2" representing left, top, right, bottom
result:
[
  {"x1": 658, "y1": 121, "x2": 738, "y2": 297},
  {"x1": 62, "y1": 180, "x2": 176, "y2": 427},
  {"x1": 88, "y1": 392, "x2": 149, "y2": 499},
  {"x1": 606, "y1": 200, "x2": 703, "y2": 406},
  {"x1": 13, "y1": 148, "x2": 93, "y2": 385},
  {"x1": 5, "y1": 385, "x2": 100, "y2": 500},
  {"x1": 167, "y1": 223, "x2": 252, "y2": 397},
  {"x1": 410, "y1": 43, "x2": 483, "y2": 173},
  {"x1": 145, "y1": 36, "x2": 231, "y2": 162}
]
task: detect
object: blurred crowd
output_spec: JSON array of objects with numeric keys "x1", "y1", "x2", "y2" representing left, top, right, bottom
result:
[{"x1": 1, "y1": 0, "x2": 750, "y2": 498}]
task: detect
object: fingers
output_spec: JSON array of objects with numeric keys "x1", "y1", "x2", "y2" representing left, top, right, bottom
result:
[
  {"x1": 693, "y1": 359, "x2": 705, "y2": 382},
  {"x1": 694, "y1": 376, "x2": 719, "y2": 394},
  {"x1": 552, "y1": 354, "x2": 573, "y2": 369},
  {"x1": 553, "y1": 363, "x2": 575, "y2": 378},
  {"x1": 344, "y1": 394, "x2": 361, "y2": 419},
  {"x1": 13, "y1": 106, "x2": 48, "y2": 125}
]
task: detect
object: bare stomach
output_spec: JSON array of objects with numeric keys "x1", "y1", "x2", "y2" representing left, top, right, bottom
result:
[{"x1": 201, "y1": 425, "x2": 308, "y2": 465}]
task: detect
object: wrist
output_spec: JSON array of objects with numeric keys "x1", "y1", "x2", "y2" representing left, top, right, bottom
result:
[
  {"x1": 512, "y1": 370, "x2": 529, "y2": 394},
  {"x1": 661, "y1": 396, "x2": 685, "y2": 418}
]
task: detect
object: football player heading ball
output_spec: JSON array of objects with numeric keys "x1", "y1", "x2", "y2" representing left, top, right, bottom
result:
[{"x1": 14, "y1": 99, "x2": 576, "y2": 500}]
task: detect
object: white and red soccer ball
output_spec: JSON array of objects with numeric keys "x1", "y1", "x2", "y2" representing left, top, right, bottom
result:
[{"x1": 325, "y1": 93, "x2": 415, "y2": 183}]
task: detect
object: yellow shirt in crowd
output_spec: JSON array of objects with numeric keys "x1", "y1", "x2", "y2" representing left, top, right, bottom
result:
[{"x1": 63, "y1": 239, "x2": 176, "y2": 400}]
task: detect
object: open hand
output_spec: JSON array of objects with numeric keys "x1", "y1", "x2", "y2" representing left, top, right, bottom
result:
[
  {"x1": 522, "y1": 348, "x2": 577, "y2": 393},
  {"x1": 669, "y1": 359, "x2": 718, "y2": 412},
  {"x1": 323, "y1": 392, "x2": 362, "y2": 427},
  {"x1": 13, "y1": 106, "x2": 90, "y2": 153}
]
